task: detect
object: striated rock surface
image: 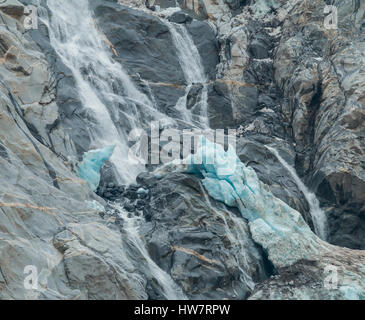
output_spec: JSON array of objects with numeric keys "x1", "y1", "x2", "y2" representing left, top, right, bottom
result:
[
  {"x1": 0, "y1": 0, "x2": 361, "y2": 300},
  {"x1": 139, "y1": 172, "x2": 270, "y2": 299},
  {"x1": 0, "y1": 1, "x2": 147, "y2": 299},
  {"x1": 272, "y1": 0, "x2": 365, "y2": 249},
  {"x1": 192, "y1": 0, "x2": 365, "y2": 249},
  {"x1": 153, "y1": 137, "x2": 365, "y2": 300},
  {"x1": 249, "y1": 246, "x2": 365, "y2": 300}
]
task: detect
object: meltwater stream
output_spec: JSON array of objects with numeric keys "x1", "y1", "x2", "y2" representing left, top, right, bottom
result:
[
  {"x1": 45, "y1": 0, "x2": 176, "y2": 184},
  {"x1": 266, "y1": 146, "x2": 328, "y2": 240},
  {"x1": 111, "y1": 204, "x2": 187, "y2": 300},
  {"x1": 44, "y1": 0, "x2": 210, "y2": 300},
  {"x1": 45, "y1": 0, "x2": 210, "y2": 183},
  {"x1": 164, "y1": 21, "x2": 209, "y2": 128}
]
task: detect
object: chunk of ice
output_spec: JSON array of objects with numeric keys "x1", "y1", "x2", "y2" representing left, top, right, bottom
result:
[
  {"x1": 177, "y1": 136, "x2": 323, "y2": 268},
  {"x1": 78, "y1": 145, "x2": 115, "y2": 191}
]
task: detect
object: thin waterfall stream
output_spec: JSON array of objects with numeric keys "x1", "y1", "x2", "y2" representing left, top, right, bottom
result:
[
  {"x1": 266, "y1": 146, "x2": 328, "y2": 240},
  {"x1": 163, "y1": 21, "x2": 209, "y2": 128},
  {"x1": 111, "y1": 203, "x2": 187, "y2": 300}
]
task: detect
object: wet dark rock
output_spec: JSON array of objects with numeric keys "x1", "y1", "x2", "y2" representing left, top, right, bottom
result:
[
  {"x1": 123, "y1": 190, "x2": 138, "y2": 201},
  {"x1": 186, "y1": 84, "x2": 203, "y2": 110},
  {"x1": 129, "y1": 184, "x2": 139, "y2": 191},
  {"x1": 104, "y1": 192, "x2": 113, "y2": 198},
  {"x1": 135, "y1": 200, "x2": 147, "y2": 210},
  {"x1": 117, "y1": 185, "x2": 125, "y2": 193},
  {"x1": 136, "y1": 172, "x2": 157, "y2": 187},
  {"x1": 142, "y1": 206, "x2": 153, "y2": 222},
  {"x1": 168, "y1": 11, "x2": 193, "y2": 24},
  {"x1": 92, "y1": 2, "x2": 186, "y2": 110},
  {"x1": 235, "y1": 86, "x2": 259, "y2": 118},
  {"x1": 207, "y1": 81, "x2": 234, "y2": 129},
  {"x1": 0, "y1": 142, "x2": 9, "y2": 160},
  {"x1": 97, "y1": 182, "x2": 126, "y2": 201},
  {"x1": 225, "y1": 0, "x2": 246, "y2": 14},
  {"x1": 186, "y1": 20, "x2": 219, "y2": 80},
  {"x1": 140, "y1": 172, "x2": 270, "y2": 299},
  {"x1": 258, "y1": 94, "x2": 276, "y2": 109},
  {"x1": 249, "y1": 37, "x2": 270, "y2": 59},
  {"x1": 148, "y1": 0, "x2": 180, "y2": 10},
  {"x1": 176, "y1": 0, "x2": 208, "y2": 20},
  {"x1": 123, "y1": 202, "x2": 135, "y2": 212},
  {"x1": 85, "y1": 2, "x2": 188, "y2": 121}
]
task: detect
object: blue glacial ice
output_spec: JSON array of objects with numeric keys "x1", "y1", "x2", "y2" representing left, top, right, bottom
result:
[
  {"x1": 155, "y1": 136, "x2": 365, "y2": 299},
  {"x1": 178, "y1": 137, "x2": 326, "y2": 268},
  {"x1": 77, "y1": 145, "x2": 115, "y2": 191},
  {"x1": 339, "y1": 285, "x2": 364, "y2": 300}
]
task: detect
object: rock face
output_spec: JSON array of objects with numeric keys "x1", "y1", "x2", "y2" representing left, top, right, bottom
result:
[
  {"x1": 151, "y1": 136, "x2": 365, "y2": 300},
  {"x1": 0, "y1": 3, "x2": 149, "y2": 299},
  {"x1": 92, "y1": 1, "x2": 219, "y2": 120},
  {"x1": 139, "y1": 172, "x2": 270, "y2": 299},
  {"x1": 250, "y1": 247, "x2": 365, "y2": 300},
  {"x1": 201, "y1": 0, "x2": 365, "y2": 250},
  {"x1": 0, "y1": 0, "x2": 361, "y2": 300},
  {"x1": 272, "y1": 0, "x2": 365, "y2": 249}
]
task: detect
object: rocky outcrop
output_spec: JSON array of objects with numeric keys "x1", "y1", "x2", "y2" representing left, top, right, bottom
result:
[
  {"x1": 93, "y1": 1, "x2": 219, "y2": 118},
  {"x1": 96, "y1": 170, "x2": 272, "y2": 300},
  {"x1": 0, "y1": 0, "x2": 361, "y2": 301},
  {"x1": 250, "y1": 246, "x2": 365, "y2": 300},
  {"x1": 138, "y1": 172, "x2": 270, "y2": 299},
  {"x1": 151, "y1": 136, "x2": 365, "y2": 300},
  {"x1": 0, "y1": 2, "x2": 147, "y2": 300},
  {"x1": 0, "y1": 0, "x2": 262, "y2": 300},
  {"x1": 182, "y1": 0, "x2": 365, "y2": 250},
  {"x1": 272, "y1": 0, "x2": 365, "y2": 249}
]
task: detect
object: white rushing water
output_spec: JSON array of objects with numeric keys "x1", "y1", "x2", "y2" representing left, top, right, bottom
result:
[
  {"x1": 45, "y1": 0, "x2": 210, "y2": 183},
  {"x1": 164, "y1": 21, "x2": 209, "y2": 128},
  {"x1": 112, "y1": 204, "x2": 187, "y2": 300},
  {"x1": 43, "y1": 0, "x2": 186, "y2": 299},
  {"x1": 266, "y1": 146, "x2": 328, "y2": 240},
  {"x1": 45, "y1": 0, "x2": 176, "y2": 184},
  {"x1": 44, "y1": 0, "x2": 207, "y2": 299}
]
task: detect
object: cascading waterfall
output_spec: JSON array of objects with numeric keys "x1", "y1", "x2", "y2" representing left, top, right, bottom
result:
[
  {"x1": 45, "y1": 0, "x2": 187, "y2": 299},
  {"x1": 44, "y1": 0, "x2": 175, "y2": 184},
  {"x1": 266, "y1": 146, "x2": 328, "y2": 240},
  {"x1": 111, "y1": 203, "x2": 187, "y2": 300},
  {"x1": 44, "y1": 0, "x2": 257, "y2": 299},
  {"x1": 164, "y1": 21, "x2": 209, "y2": 128}
]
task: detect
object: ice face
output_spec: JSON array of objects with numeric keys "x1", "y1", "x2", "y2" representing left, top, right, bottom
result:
[
  {"x1": 77, "y1": 145, "x2": 115, "y2": 191},
  {"x1": 180, "y1": 136, "x2": 323, "y2": 268}
]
